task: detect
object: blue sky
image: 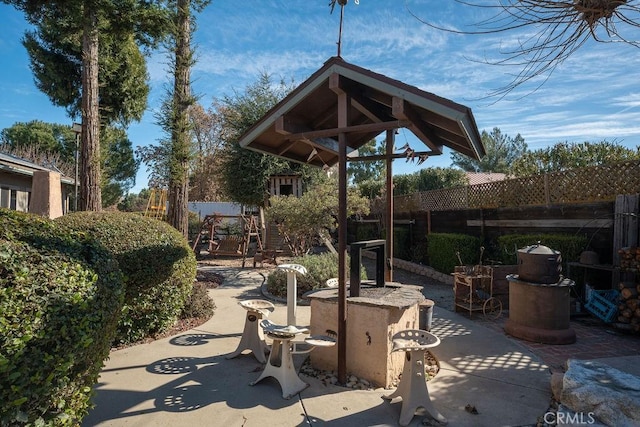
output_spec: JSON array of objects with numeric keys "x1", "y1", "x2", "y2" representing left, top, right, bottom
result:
[{"x1": 1, "y1": 1, "x2": 640, "y2": 193}]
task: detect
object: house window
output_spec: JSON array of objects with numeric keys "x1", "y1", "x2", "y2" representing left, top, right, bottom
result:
[
  {"x1": 279, "y1": 184, "x2": 294, "y2": 196},
  {"x1": 0, "y1": 188, "x2": 10, "y2": 209},
  {"x1": 0, "y1": 188, "x2": 30, "y2": 212}
]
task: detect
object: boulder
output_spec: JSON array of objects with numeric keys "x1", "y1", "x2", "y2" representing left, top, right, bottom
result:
[{"x1": 560, "y1": 359, "x2": 640, "y2": 427}]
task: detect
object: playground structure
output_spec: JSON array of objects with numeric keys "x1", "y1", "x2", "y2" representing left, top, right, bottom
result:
[
  {"x1": 192, "y1": 212, "x2": 279, "y2": 267},
  {"x1": 144, "y1": 188, "x2": 167, "y2": 219}
]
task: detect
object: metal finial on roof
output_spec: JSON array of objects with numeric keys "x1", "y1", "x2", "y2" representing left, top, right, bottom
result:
[{"x1": 329, "y1": 0, "x2": 359, "y2": 58}]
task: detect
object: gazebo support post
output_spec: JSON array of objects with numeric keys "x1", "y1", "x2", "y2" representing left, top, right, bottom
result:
[
  {"x1": 337, "y1": 89, "x2": 349, "y2": 385},
  {"x1": 385, "y1": 129, "x2": 394, "y2": 282}
]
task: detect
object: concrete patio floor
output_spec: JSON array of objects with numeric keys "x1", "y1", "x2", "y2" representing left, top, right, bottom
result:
[{"x1": 83, "y1": 266, "x2": 555, "y2": 427}]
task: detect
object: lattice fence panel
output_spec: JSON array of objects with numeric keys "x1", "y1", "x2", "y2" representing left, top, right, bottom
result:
[
  {"x1": 394, "y1": 194, "x2": 419, "y2": 212},
  {"x1": 548, "y1": 161, "x2": 640, "y2": 204},
  {"x1": 394, "y1": 160, "x2": 640, "y2": 213},
  {"x1": 416, "y1": 187, "x2": 468, "y2": 211},
  {"x1": 466, "y1": 175, "x2": 547, "y2": 208}
]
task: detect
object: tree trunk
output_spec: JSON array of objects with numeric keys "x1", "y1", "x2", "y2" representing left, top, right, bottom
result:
[
  {"x1": 80, "y1": 3, "x2": 102, "y2": 211},
  {"x1": 167, "y1": 0, "x2": 191, "y2": 238}
]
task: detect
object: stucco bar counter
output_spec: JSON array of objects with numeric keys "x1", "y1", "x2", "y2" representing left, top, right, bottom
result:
[{"x1": 306, "y1": 283, "x2": 425, "y2": 388}]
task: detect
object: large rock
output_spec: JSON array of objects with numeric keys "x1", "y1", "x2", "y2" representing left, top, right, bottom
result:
[{"x1": 560, "y1": 359, "x2": 640, "y2": 427}]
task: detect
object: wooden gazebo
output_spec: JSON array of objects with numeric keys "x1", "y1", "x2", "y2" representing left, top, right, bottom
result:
[{"x1": 237, "y1": 56, "x2": 485, "y2": 382}]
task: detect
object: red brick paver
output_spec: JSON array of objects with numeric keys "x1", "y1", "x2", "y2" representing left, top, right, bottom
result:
[{"x1": 474, "y1": 313, "x2": 640, "y2": 370}]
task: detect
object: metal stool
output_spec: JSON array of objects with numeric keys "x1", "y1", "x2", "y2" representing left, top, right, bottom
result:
[
  {"x1": 277, "y1": 263, "x2": 307, "y2": 326},
  {"x1": 226, "y1": 299, "x2": 275, "y2": 363},
  {"x1": 383, "y1": 329, "x2": 447, "y2": 426},
  {"x1": 250, "y1": 320, "x2": 335, "y2": 399}
]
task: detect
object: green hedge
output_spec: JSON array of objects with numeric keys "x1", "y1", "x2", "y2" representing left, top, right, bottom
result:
[
  {"x1": 427, "y1": 232, "x2": 482, "y2": 274},
  {"x1": 266, "y1": 252, "x2": 367, "y2": 298},
  {"x1": 0, "y1": 209, "x2": 124, "y2": 426},
  {"x1": 393, "y1": 227, "x2": 411, "y2": 260},
  {"x1": 56, "y1": 212, "x2": 196, "y2": 345},
  {"x1": 496, "y1": 233, "x2": 588, "y2": 265}
]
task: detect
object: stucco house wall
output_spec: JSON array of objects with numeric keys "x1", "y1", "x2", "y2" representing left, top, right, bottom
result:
[{"x1": 0, "y1": 153, "x2": 74, "y2": 216}]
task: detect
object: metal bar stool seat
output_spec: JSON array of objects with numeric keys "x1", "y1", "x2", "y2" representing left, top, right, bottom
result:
[
  {"x1": 383, "y1": 329, "x2": 447, "y2": 426},
  {"x1": 226, "y1": 299, "x2": 275, "y2": 363}
]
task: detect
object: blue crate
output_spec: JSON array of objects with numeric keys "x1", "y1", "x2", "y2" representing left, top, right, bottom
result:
[{"x1": 585, "y1": 290, "x2": 620, "y2": 323}]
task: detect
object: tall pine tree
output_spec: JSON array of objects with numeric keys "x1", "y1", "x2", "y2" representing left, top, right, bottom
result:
[{"x1": 2, "y1": 0, "x2": 169, "y2": 210}]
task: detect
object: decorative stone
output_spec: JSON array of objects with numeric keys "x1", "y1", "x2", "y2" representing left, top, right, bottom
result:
[
  {"x1": 560, "y1": 359, "x2": 640, "y2": 426},
  {"x1": 550, "y1": 372, "x2": 564, "y2": 401}
]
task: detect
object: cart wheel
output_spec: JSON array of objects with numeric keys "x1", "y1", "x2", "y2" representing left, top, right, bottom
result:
[{"x1": 482, "y1": 297, "x2": 502, "y2": 320}]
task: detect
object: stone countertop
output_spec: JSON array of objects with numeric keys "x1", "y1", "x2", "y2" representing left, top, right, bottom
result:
[{"x1": 305, "y1": 282, "x2": 425, "y2": 309}]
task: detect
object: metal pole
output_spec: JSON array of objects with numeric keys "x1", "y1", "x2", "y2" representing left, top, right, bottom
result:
[{"x1": 286, "y1": 270, "x2": 297, "y2": 326}]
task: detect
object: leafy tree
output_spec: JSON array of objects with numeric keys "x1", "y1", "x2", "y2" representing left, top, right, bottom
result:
[
  {"x1": 1, "y1": 120, "x2": 76, "y2": 161},
  {"x1": 510, "y1": 140, "x2": 640, "y2": 177},
  {"x1": 356, "y1": 178, "x2": 385, "y2": 199},
  {"x1": 266, "y1": 178, "x2": 370, "y2": 256},
  {"x1": 101, "y1": 126, "x2": 139, "y2": 206},
  {"x1": 118, "y1": 188, "x2": 151, "y2": 212},
  {"x1": 451, "y1": 127, "x2": 527, "y2": 173},
  {"x1": 393, "y1": 167, "x2": 468, "y2": 196},
  {"x1": 138, "y1": 0, "x2": 210, "y2": 236},
  {"x1": 1, "y1": 120, "x2": 138, "y2": 207},
  {"x1": 216, "y1": 73, "x2": 324, "y2": 207},
  {"x1": 348, "y1": 138, "x2": 385, "y2": 199},
  {"x1": 348, "y1": 139, "x2": 384, "y2": 183},
  {"x1": 3, "y1": 0, "x2": 170, "y2": 211},
  {"x1": 136, "y1": 136, "x2": 171, "y2": 189},
  {"x1": 165, "y1": 0, "x2": 202, "y2": 237},
  {"x1": 189, "y1": 103, "x2": 225, "y2": 201}
]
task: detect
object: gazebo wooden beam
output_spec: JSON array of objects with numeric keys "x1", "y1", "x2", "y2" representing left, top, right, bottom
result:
[
  {"x1": 336, "y1": 79, "x2": 349, "y2": 385},
  {"x1": 346, "y1": 150, "x2": 440, "y2": 162},
  {"x1": 282, "y1": 120, "x2": 410, "y2": 142},
  {"x1": 275, "y1": 116, "x2": 308, "y2": 136},
  {"x1": 392, "y1": 97, "x2": 443, "y2": 155},
  {"x1": 350, "y1": 91, "x2": 393, "y2": 124}
]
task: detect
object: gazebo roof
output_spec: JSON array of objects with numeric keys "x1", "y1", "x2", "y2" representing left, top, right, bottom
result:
[{"x1": 238, "y1": 56, "x2": 484, "y2": 167}]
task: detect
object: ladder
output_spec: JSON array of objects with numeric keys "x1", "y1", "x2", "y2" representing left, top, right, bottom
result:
[
  {"x1": 191, "y1": 214, "x2": 221, "y2": 254},
  {"x1": 242, "y1": 215, "x2": 263, "y2": 267},
  {"x1": 145, "y1": 188, "x2": 167, "y2": 219}
]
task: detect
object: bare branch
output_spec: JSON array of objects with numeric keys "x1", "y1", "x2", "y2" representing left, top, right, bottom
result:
[{"x1": 406, "y1": 0, "x2": 640, "y2": 98}]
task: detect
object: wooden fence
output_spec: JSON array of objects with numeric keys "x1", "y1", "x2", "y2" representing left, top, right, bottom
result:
[{"x1": 390, "y1": 160, "x2": 640, "y2": 213}]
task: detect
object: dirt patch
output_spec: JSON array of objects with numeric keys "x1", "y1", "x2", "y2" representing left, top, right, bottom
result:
[{"x1": 196, "y1": 269, "x2": 224, "y2": 288}]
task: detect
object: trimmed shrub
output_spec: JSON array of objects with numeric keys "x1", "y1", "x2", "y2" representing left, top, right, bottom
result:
[
  {"x1": 56, "y1": 212, "x2": 196, "y2": 345},
  {"x1": 496, "y1": 233, "x2": 588, "y2": 265},
  {"x1": 266, "y1": 252, "x2": 367, "y2": 298},
  {"x1": 427, "y1": 232, "x2": 482, "y2": 274},
  {"x1": 0, "y1": 209, "x2": 124, "y2": 426},
  {"x1": 354, "y1": 222, "x2": 379, "y2": 242},
  {"x1": 393, "y1": 226, "x2": 411, "y2": 260},
  {"x1": 180, "y1": 282, "x2": 216, "y2": 319}
]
